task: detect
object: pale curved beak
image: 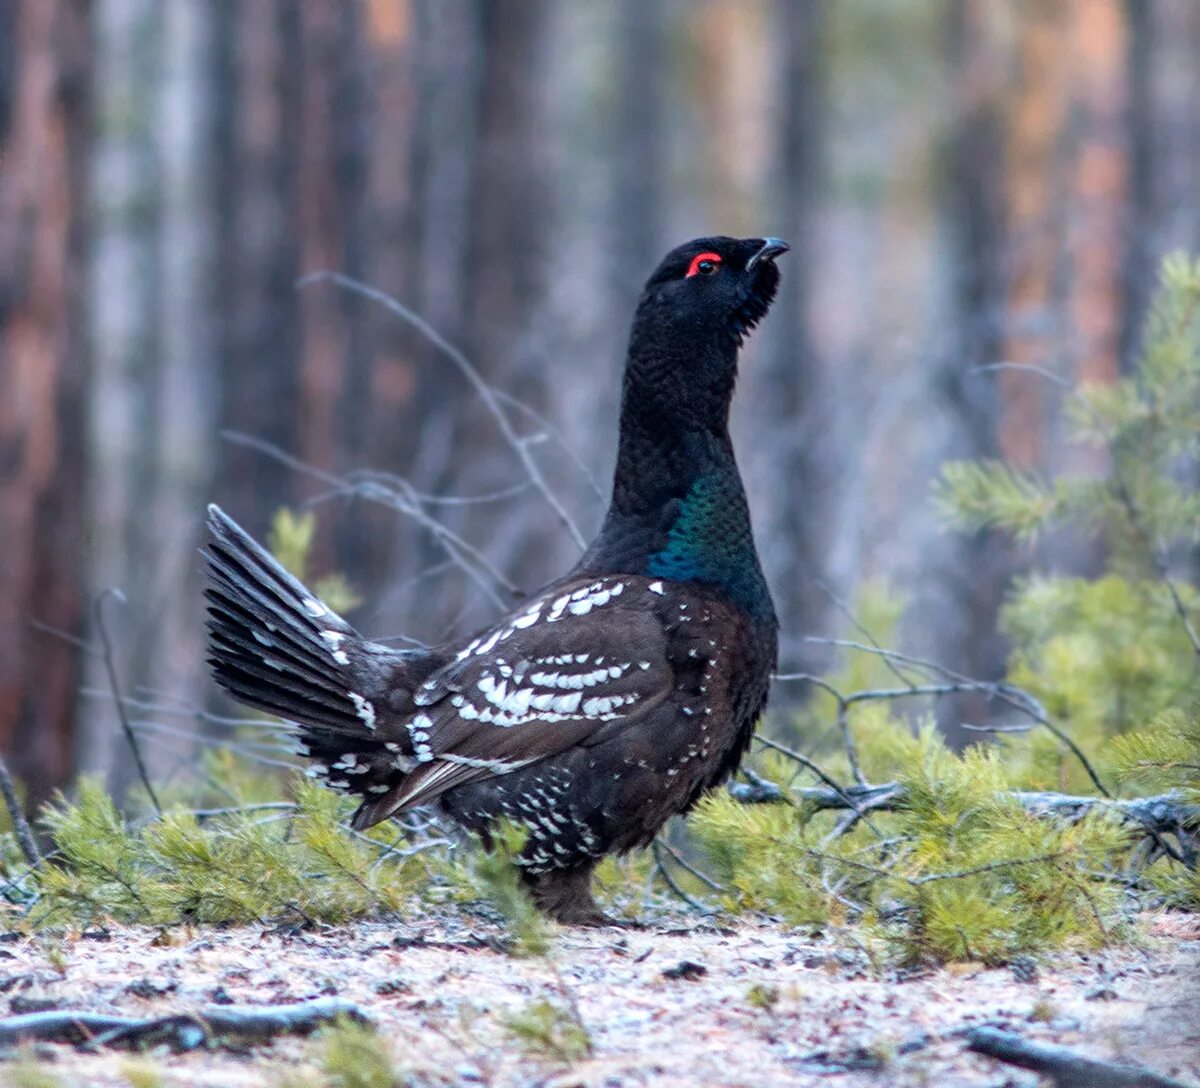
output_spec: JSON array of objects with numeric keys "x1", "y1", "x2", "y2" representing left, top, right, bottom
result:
[{"x1": 746, "y1": 237, "x2": 790, "y2": 271}]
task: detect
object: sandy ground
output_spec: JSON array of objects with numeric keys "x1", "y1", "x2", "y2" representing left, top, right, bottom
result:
[{"x1": 0, "y1": 912, "x2": 1196, "y2": 1087}]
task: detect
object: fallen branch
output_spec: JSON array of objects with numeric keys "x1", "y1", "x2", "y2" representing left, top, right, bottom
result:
[
  {"x1": 965, "y1": 1026, "x2": 1195, "y2": 1088},
  {"x1": 0, "y1": 998, "x2": 368, "y2": 1053},
  {"x1": 729, "y1": 780, "x2": 1199, "y2": 865}
]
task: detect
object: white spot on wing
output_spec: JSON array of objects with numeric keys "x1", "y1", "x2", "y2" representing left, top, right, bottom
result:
[
  {"x1": 552, "y1": 691, "x2": 582, "y2": 714},
  {"x1": 348, "y1": 692, "x2": 376, "y2": 731},
  {"x1": 475, "y1": 629, "x2": 502, "y2": 656}
]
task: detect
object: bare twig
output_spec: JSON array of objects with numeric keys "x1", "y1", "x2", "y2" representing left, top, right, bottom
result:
[
  {"x1": 960, "y1": 721, "x2": 1035, "y2": 734},
  {"x1": 189, "y1": 802, "x2": 298, "y2": 820},
  {"x1": 130, "y1": 720, "x2": 300, "y2": 773},
  {"x1": 842, "y1": 681, "x2": 996, "y2": 706},
  {"x1": 653, "y1": 838, "x2": 725, "y2": 893},
  {"x1": 1113, "y1": 473, "x2": 1200, "y2": 659},
  {"x1": 812, "y1": 575, "x2": 925, "y2": 688},
  {"x1": 652, "y1": 840, "x2": 717, "y2": 912},
  {"x1": 222, "y1": 430, "x2": 519, "y2": 609},
  {"x1": 752, "y1": 736, "x2": 881, "y2": 836},
  {"x1": 797, "y1": 636, "x2": 1111, "y2": 796},
  {"x1": 0, "y1": 754, "x2": 39, "y2": 868},
  {"x1": 298, "y1": 271, "x2": 587, "y2": 549},
  {"x1": 28, "y1": 619, "x2": 100, "y2": 657},
  {"x1": 911, "y1": 852, "x2": 1068, "y2": 885},
  {"x1": 769, "y1": 673, "x2": 868, "y2": 786},
  {"x1": 491, "y1": 388, "x2": 605, "y2": 501},
  {"x1": 94, "y1": 589, "x2": 161, "y2": 815},
  {"x1": 974, "y1": 360, "x2": 1072, "y2": 389}
]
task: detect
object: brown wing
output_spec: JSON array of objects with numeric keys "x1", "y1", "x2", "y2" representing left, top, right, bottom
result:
[{"x1": 350, "y1": 576, "x2": 677, "y2": 828}]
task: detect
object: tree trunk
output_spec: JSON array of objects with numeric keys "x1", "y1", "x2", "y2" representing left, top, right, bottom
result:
[
  {"x1": 1066, "y1": 0, "x2": 1128, "y2": 393},
  {"x1": 79, "y1": 0, "x2": 218, "y2": 792},
  {"x1": 929, "y1": 0, "x2": 1013, "y2": 746},
  {"x1": 1000, "y1": 0, "x2": 1072, "y2": 470},
  {"x1": 213, "y1": 0, "x2": 302, "y2": 530},
  {"x1": 755, "y1": 0, "x2": 829, "y2": 670},
  {"x1": 0, "y1": 0, "x2": 91, "y2": 804}
]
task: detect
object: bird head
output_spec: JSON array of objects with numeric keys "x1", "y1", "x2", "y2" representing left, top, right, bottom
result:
[
  {"x1": 622, "y1": 236, "x2": 788, "y2": 433},
  {"x1": 638, "y1": 235, "x2": 789, "y2": 348}
]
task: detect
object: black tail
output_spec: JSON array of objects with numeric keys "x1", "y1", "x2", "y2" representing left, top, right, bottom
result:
[{"x1": 204, "y1": 504, "x2": 375, "y2": 734}]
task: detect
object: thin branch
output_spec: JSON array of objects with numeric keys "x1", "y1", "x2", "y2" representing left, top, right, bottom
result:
[
  {"x1": 812, "y1": 576, "x2": 925, "y2": 688},
  {"x1": 189, "y1": 802, "x2": 297, "y2": 820},
  {"x1": 28, "y1": 619, "x2": 100, "y2": 657},
  {"x1": 222, "y1": 430, "x2": 518, "y2": 609},
  {"x1": 842, "y1": 681, "x2": 996, "y2": 706},
  {"x1": 753, "y1": 737, "x2": 873, "y2": 817},
  {"x1": 490, "y1": 388, "x2": 605, "y2": 501},
  {"x1": 798, "y1": 636, "x2": 1111, "y2": 796},
  {"x1": 960, "y1": 721, "x2": 1035, "y2": 734},
  {"x1": 767, "y1": 673, "x2": 867, "y2": 786},
  {"x1": 973, "y1": 360, "x2": 1072, "y2": 389},
  {"x1": 753, "y1": 738, "x2": 888, "y2": 844},
  {"x1": 130, "y1": 721, "x2": 300, "y2": 773},
  {"x1": 1113, "y1": 474, "x2": 1200, "y2": 659},
  {"x1": 94, "y1": 590, "x2": 161, "y2": 815},
  {"x1": 653, "y1": 838, "x2": 725, "y2": 893},
  {"x1": 910, "y1": 852, "x2": 1068, "y2": 885},
  {"x1": 652, "y1": 840, "x2": 716, "y2": 913},
  {"x1": 298, "y1": 271, "x2": 587, "y2": 549},
  {"x1": 342, "y1": 469, "x2": 534, "y2": 508},
  {"x1": 0, "y1": 754, "x2": 39, "y2": 868}
]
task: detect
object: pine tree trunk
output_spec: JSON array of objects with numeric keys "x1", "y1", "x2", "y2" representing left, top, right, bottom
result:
[
  {"x1": 0, "y1": 0, "x2": 91, "y2": 804},
  {"x1": 1066, "y1": 0, "x2": 1128, "y2": 392},
  {"x1": 213, "y1": 0, "x2": 302, "y2": 530},
  {"x1": 928, "y1": 0, "x2": 1014, "y2": 746},
  {"x1": 755, "y1": 0, "x2": 829, "y2": 670},
  {"x1": 79, "y1": 0, "x2": 219, "y2": 792},
  {"x1": 1000, "y1": 1, "x2": 1072, "y2": 471}
]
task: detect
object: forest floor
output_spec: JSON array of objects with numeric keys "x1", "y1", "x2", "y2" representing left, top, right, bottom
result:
[{"x1": 0, "y1": 911, "x2": 1196, "y2": 1088}]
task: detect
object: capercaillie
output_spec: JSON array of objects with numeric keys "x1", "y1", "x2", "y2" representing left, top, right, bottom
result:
[{"x1": 204, "y1": 236, "x2": 787, "y2": 924}]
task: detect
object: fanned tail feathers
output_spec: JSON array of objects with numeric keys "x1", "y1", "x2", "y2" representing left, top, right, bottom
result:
[{"x1": 204, "y1": 503, "x2": 376, "y2": 735}]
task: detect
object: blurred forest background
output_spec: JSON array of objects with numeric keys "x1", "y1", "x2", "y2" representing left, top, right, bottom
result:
[{"x1": 2, "y1": 0, "x2": 1199, "y2": 806}]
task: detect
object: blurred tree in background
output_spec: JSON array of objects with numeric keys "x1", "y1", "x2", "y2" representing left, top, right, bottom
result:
[{"x1": 1, "y1": 0, "x2": 1199, "y2": 802}]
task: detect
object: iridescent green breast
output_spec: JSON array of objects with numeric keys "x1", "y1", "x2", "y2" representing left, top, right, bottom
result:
[{"x1": 646, "y1": 474, "x2": 773, "y2": 622}]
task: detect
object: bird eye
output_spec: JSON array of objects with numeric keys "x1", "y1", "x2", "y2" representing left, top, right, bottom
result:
[{"x1": 685, "y1": 251, "x2": 723, "y2": 278}]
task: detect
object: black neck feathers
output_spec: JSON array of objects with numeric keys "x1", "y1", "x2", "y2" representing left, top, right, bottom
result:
[{"x1": 577, "y1": 261, "x2": 776, "y2": 628}]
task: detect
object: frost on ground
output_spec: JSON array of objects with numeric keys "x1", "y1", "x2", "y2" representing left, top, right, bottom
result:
[{"x1": 0, "y1": 912, "x2": 1195, "y2": 1088}]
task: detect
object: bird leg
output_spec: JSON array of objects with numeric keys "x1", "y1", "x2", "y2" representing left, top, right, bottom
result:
[{"x1": 522, "y1": 861, "x2": 617, "y2": 926}]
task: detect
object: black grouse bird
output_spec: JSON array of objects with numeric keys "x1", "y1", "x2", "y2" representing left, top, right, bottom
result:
[{"x1": 204, "y1": 235, "x2": 787, "y2": 924}]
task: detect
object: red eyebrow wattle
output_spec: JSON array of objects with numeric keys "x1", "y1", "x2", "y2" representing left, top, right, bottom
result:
[{"x1": 685, "y1": 252, "x2": 723, "y2": 278}]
